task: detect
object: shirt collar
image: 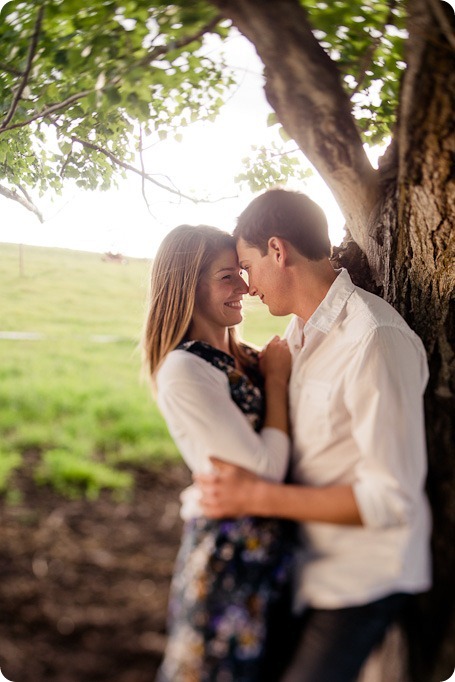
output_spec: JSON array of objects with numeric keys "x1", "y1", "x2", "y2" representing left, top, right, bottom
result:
[{"x1": 304, "y1": 268, "x2": 355, "y2": 335}]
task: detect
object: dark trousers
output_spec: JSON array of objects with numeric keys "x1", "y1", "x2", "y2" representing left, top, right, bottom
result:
[{"x1": 280, "y1": 592, "x2": 410, "y2": 682}]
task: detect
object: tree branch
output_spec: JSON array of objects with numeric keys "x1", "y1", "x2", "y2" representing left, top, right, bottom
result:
[
  {"x1": 209, "y1": 0, "x2": 380, "y2": 247},
  {"x1": 0, "y1": 183, "x2": 43, "y2": 221},
  {"x1": 0, "y1": 4, "x2": 44, "y2": 131},
  {"x1": 0, "y1": 10, "x2": 230, "y2": 215},
  {"x1": 138, "y1": 13, "x2": 223, "y2": 67},
  {"x1": 69, "y1": 134, "x2": 216, "y2": 203},
  {"x1": 0, "y1": 62, "x2": 24, "y2": 77},
  {"x1": 138, "y1": 126, "x2": 155, "y2": 216},
  {"x1": 0, "y1": 13, "x2": 224, "y2": 137},
  {"x1": 0, "y1": 89, "x2": 93, "y2": 135},
  {"x1": 17, "y1": 183, "x2": 35, "y2": 204},
  {"x1": 60, "y1": 143, "x2": 73, "y2": 178}
]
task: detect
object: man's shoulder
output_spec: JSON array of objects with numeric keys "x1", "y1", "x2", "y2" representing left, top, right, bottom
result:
[
  {"x1": 344, "y1": 289, "x2": 426, "y2": 374},
  {"x1": 347, "y1": 286, "x2": 412, "y2": 336}
]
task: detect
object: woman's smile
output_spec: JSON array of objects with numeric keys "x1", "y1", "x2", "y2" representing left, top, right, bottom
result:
[{"x1": 225, "y1": 299, "x2": 243, "y2": 309}]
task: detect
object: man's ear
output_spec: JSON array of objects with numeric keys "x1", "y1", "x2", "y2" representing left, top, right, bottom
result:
[{"x1": 267, "y1": 237, "x2": 289, "y2": 267}]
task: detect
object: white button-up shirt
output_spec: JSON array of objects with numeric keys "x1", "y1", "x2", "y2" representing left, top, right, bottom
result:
[{"x1": 285, "y1": 269, "x2": 432, "y2": 609}]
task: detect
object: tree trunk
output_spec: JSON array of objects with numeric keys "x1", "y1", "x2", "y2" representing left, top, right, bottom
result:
[
  {"x1": 324, "y1": 1, "x2": 455, "y2": 676},
  {"x1": 375, "y1": 2, "x2": 455, "y2": 679},
  {"x1": 209, "y1": 0, "x2": 455, "y2": 679}
]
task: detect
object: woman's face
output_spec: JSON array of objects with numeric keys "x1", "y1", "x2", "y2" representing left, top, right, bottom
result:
[{"x1": 193, "y1": 248, "x2": 249, "y2": 330}]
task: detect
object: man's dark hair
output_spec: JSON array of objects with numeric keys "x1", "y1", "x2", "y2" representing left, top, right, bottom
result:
[{"x1": 234, "y1": 188, "x2": 332, "y2": 260}]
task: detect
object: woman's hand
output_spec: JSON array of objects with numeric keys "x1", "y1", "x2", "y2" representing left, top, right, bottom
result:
[{"x1": 259, "y1": 335, "x2": 292, "y2": 385}]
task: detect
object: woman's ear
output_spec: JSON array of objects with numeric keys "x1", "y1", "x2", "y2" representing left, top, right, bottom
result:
[{"x1": 267, "y1": 237, "x2": 289, "y2": 267}]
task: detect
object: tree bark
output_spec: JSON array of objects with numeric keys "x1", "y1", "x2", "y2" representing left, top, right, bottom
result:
[
  {"x1": 208, "y1": 0, "x2": 455, "y2": 679},
  {"x1": 378, "y1": 2, "x2": 455, "y2": 679},
  {"x1": 332, "y1": 2, "x2": 455, "y2": 671}
]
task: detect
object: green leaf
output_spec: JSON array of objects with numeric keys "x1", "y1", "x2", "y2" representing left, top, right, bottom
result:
[
  {"x1": 59, "y1": 141, "x2": 72, "y2": 155},
  {"x1": 278, "y1": 126, "x2": 291, "y2": 142},
  {"x1": 105, "y1": 86, "x2": 122, "y2": 105}
]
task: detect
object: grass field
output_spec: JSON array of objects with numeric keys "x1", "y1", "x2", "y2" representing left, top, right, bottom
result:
[{"x1": 0, "y1": 242, "x2": 290, "y2": 500}]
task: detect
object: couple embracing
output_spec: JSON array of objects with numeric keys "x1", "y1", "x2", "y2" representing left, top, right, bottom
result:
[{"x1": 143, "y1": 189, "x2": 431, "y2": 682}]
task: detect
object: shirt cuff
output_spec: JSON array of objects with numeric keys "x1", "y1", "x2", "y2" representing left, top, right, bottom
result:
[
  {"x1": 180, "y1": 484, "x2": 203, "y2": 520},
  {"x1": 259, "y1": 427, "x2": 290, "y2": 482},
  {"x1": 353, "y1": 478, "x2": 411, "y2": 529}
]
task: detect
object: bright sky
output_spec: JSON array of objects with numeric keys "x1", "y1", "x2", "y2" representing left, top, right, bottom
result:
[{"x1": 0, "y1": 25, "x2": 389, "y2": 258}]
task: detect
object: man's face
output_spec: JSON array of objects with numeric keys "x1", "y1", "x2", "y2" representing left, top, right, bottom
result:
[{"x1": 236, "y1": 237, "x2": 289, "y2": 316}]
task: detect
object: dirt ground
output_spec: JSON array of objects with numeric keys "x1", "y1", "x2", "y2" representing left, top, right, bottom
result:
[{"x1": 0, "y1": 451, "x2": 191, "y2": 682}]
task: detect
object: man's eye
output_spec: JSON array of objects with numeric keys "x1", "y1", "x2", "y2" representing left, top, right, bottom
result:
[{"x1": 222, "y1": 275, "x2": 231, "y2": 280}]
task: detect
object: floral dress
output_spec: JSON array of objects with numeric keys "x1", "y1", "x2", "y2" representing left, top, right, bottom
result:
[{"x1": 157, "y1": 341, "x2": 295, "y2": 682}]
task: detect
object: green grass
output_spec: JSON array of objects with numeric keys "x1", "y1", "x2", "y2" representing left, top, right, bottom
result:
[
  {"x1": 0, "y1": 242, "x2": 290, "y2": 500},
  {"x1": 0, "y1": 451, "x2": 22, "y2": 492},
  {"x1": 34, "y1": 448, "x2": 133, "y2": 501}
]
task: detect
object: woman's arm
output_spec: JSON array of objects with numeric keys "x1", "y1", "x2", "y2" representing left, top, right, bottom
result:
[
  {"x1": 156, "y1": 350, "x2": 290, "y2": 482},
  {"x1": 259, "y1": 336, "x2": 291, "y2": 435}
]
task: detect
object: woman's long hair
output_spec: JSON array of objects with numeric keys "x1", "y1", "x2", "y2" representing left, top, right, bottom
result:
[{"x1": 142, "y1": 224, "x2": 252, "y2": 382}]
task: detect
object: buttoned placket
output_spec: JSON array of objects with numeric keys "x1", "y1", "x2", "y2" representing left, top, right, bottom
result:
[{"x1": 288, "y1": 322, "x2": 321, "y2": 422}]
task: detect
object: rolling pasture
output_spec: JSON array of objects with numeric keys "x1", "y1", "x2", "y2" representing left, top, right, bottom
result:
[{"x1": 0, "y1": 242, "x2": 290, "y2": 501}]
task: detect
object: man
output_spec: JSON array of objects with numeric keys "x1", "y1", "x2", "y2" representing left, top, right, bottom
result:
[{"x1": 196, "y1": 188, "x2": 431, "y2": 681}]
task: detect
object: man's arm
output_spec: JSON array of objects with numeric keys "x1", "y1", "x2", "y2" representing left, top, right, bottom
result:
[
  {"x1": 197, "y1": 326, "x2": 428, "y2": 528},
  {"x1": 196, "y1": 457, "x2": 363, "y2": 525}
]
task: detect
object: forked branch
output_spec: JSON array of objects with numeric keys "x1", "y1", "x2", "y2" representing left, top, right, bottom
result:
[
  {"x1": 0, "y1": 183, "x2": 43, "y2": 221},
  {"x1": 0, "y1": 13, "x2": 223, "y2": 136},
  {"x1": 0, "y1": 4, "x2": 45, "y2": 131}
]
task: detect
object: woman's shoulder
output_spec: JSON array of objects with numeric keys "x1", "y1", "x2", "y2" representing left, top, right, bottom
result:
[{"x1": 156, "y1": 348, "x2": 225, "y2": 386}]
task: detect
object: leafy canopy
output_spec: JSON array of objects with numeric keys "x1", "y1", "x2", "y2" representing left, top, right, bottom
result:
[
  {"x1": 0, "y1": 0, "x2": 406, "y2": 207},
  {"x1": 0, "y1": 0, "x2": 233, "y2": 199},
  {"x1": 300, "y1": 0, "x2": 406, "y2": 143}
]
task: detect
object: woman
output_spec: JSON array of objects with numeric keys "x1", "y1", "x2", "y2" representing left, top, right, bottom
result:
[{"x1": 143, "y1": 224, "x2": 294, "y2": 682}]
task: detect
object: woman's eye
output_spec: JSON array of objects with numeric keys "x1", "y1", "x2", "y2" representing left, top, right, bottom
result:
[{"x1": 222, "y1": 275, "x2": 231, "y2": 280}]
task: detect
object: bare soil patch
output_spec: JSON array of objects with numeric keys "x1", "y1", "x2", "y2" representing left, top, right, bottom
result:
[{"x1": 0, "y1": 453, "x2": 190, "y2": 682}]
